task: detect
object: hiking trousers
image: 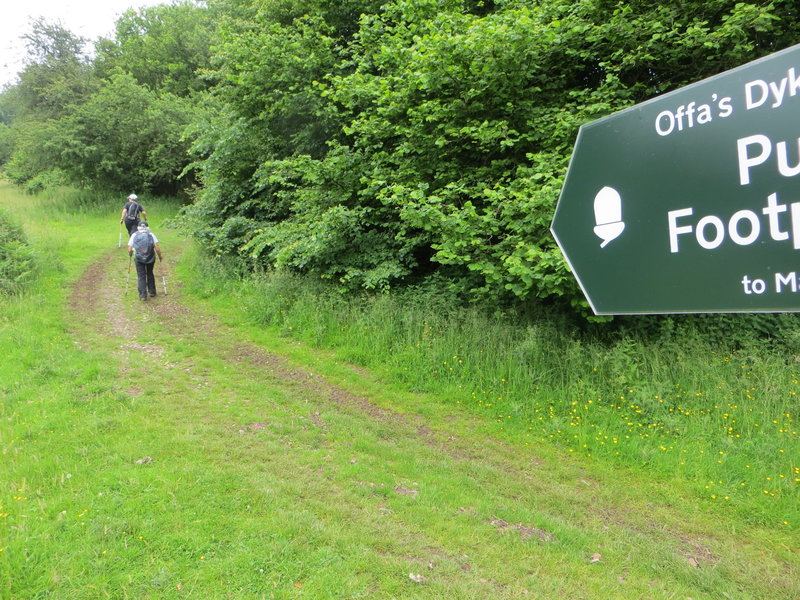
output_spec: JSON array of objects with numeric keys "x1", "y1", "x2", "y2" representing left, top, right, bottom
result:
[
  {"x1": 124, "y1": 219, "x2": 140, "y2": 235},
  {"x1": 135, "y1": 261, "x2": 157, "y2": 299}
]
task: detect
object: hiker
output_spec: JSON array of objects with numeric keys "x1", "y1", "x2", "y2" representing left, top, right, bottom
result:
[
  {"x1": 120, "y1": 194, "x2": 147, "y2": 235},
  {"x1": 128, "y1": 221, "x2": 163, "y2": 301}
]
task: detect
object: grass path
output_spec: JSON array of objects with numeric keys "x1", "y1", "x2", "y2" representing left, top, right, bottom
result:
[{"x1": 3, "y1": 224, "x2": 798, "y2": 597}]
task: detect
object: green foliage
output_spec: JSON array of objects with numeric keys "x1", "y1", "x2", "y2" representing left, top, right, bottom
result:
[
  {"x1": 4, "y1": 0, "x2": 800, "y2": 317},
  {"x1": 94, "y1": 1, "x2": 215, "y2": 97},
  {"x1": 616, "y1": 312, "x2": 800, "y2": 355},
  {"x1": 185, "y1": 0, "x2": 800, "y2": 316},
  {"x1": 2, "y1": 5, "x2": 212, "y2": 194},
  {"x1": 0, "y1": 123, "x2": 14, "y2": 165},
  {"x1": 0, "y1": 90, "x2": 17, "y2": 126},
  {"x1": 3, "y1": 120, "x2": 63, "y2": 185},
  {"x1": 50, "y1": 72, "x2": 199, "y2": 194},
  {"x1": 22, "y1": 169, "x2": 70, "y2": 194},
  {"x1": 14, "y1": 18, "x2": 97, "y2": 120},
  {"x1": 0, "y1": 209, "x2": 37, "y2": 294}
]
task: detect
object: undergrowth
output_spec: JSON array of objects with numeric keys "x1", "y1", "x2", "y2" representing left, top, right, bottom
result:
[{"x1": 0, "y1": 208, "x2": 37, "y2": 295}]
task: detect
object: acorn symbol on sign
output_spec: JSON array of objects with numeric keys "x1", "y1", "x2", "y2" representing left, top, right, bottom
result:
[{"x1": 593, "y1": 186, "x2": 625, "y2": 248}]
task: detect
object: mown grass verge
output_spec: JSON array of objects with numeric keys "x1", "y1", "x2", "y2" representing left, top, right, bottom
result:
[{"x1": 0, "y1": 183, "x2": 184, "y2": 596}]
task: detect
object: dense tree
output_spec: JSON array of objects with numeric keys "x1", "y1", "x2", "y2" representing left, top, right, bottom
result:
[
  {"x1": 1, "y1": 3, "x2": 212, "y2": 193},
  {"x1": 0, "y1": 93, "x2": 17, "y2": 165},
  {"x1": 185, "y1": 0, "x2": 800, "y2": 314},
  {"x1": 48, "y1": 73, "x2": 198, "y2": 194},
  {"x1": 0, "y1": 19, "x2": 98, "y2": 188},
  {"x1": 94, "y1": 1, "x2": 215, "y2": 97},
  {"x1": 14, "y1": 18, "x2": 97, "y2": 120},
  {"x1": 181, "y1": 0, "x2": 383, "y2": 255}
]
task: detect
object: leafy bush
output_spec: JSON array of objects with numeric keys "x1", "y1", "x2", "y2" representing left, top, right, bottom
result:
[
  {"x1": 51, "y1": 73, "x2": 200, "y2": 195},
  {"x1": 0, "y1": 210, "x2": 37, "y2": 294},
  {"x1": 184, "y1": 0, "x2": 800, "y2": 317},
  {"x1": 23, "y1": 169, "x2": 69, "y2": 194}
]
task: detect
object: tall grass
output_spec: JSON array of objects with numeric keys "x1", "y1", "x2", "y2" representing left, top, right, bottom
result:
[{"x1": 185, "y1": 255, "x2": 800, "y2": 528}]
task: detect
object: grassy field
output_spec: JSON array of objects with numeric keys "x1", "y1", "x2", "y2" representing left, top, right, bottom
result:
[{"x1": 1, "y1": 183, "x2": 798, "y2": 599}]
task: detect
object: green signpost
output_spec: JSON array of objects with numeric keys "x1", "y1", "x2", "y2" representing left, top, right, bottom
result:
[{"x1": 551, "y1": 43, "x2": 800, "y2": 315}]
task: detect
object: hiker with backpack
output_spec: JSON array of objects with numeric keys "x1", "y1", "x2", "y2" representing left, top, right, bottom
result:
[
  {"x1": 120, "y1": 194, "x2": 148, "y2": 235},
  {"x1": 128, "y1": 221, "x2": 163, "y2": 301}
]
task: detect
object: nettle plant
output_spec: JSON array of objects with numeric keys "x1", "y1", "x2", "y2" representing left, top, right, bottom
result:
[{"x1": 0, "y1": 210, "x2": 37, "y2": 294}]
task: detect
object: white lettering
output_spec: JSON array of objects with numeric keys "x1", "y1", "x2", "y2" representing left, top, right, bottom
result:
[
  {"x1": 675, "y1": 105, "x2": 686, "y2": 131},
  {"x1": 668, "y1": 208, "x2": 694, "y2": 253},
  {"x1": 668, "y1": 194, "x2": 800, "y2": 253},
  {"x1": 697, "y1": 103, "x2": 713, "y2": 124},
  {"x1": 654, "y1": 98, "x2": 728, "y2": 136},
  {"x1": 696, "y1": 216, "x2": 725, "y2": 249},
  {"x1": 737, "y1": 134, "x2": 772, "y2": 185},
  {"x1": 746, "y1": 80, "x2": 769, "y2": 109},
  {"x1": 685, "y1": 102, "x2": 697, "y2": 128},
  {"x1": 777, "y1": 139, "x2": 800, "y2": 178},
  {"x1": 745, "y1": 69, "x2": 800, "y2": 111},
  {"x1": 775, "y1": 272, "x2": 798, "y2": 293},
  {"x1": 741, "y1": 276, "x2": 767, "y2": 294},
  {"x1": 790, "y1": 68, "x2": 800, "y2": 98},
  {"x1": 791, "y1": 202, "x2": 800, "y2": 249},
  {"x1": 770, "y1": 78, "x2": 788, "y2": 108},
  {"x1": 762, "y1": 193, "x2": 789, "y2": 241},
  {"x1": 718, "y1": 97, "x2": 733, "y2": 118},
  {"x1": 656, "y1": 110, "x2": 674, "y2": 136},
  {"x1": 729, "y1": 210, "x2": 761, "y2": 246}
]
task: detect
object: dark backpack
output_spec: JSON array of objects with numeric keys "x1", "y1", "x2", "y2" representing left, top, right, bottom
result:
[
  {"x1": 126, "y1": 202, "x2": 141, "y2": 222},
  {"x1": 132, "y1": 232, "x2": 156, "y2": 264}
]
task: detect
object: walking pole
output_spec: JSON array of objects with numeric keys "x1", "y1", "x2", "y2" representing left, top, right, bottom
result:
[
  {"x1": 118, "y1": 221, "x2": 123, "y2": 248},
  {"x1": 126, "y1": 254, "x2": 132, "y2": 295},
  {"x1": 160, "y1": 258, "x2": 167, "y2": 296}
]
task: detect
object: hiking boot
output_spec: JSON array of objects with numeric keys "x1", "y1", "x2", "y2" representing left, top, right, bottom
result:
[{"x1": 139, "y1": 296, "x2": 147, "y2": 301}]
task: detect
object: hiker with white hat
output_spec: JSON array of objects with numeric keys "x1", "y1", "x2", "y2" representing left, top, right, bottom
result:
[{"x1": 120, "y1": 193, "x2": 148, "y2": 236}]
